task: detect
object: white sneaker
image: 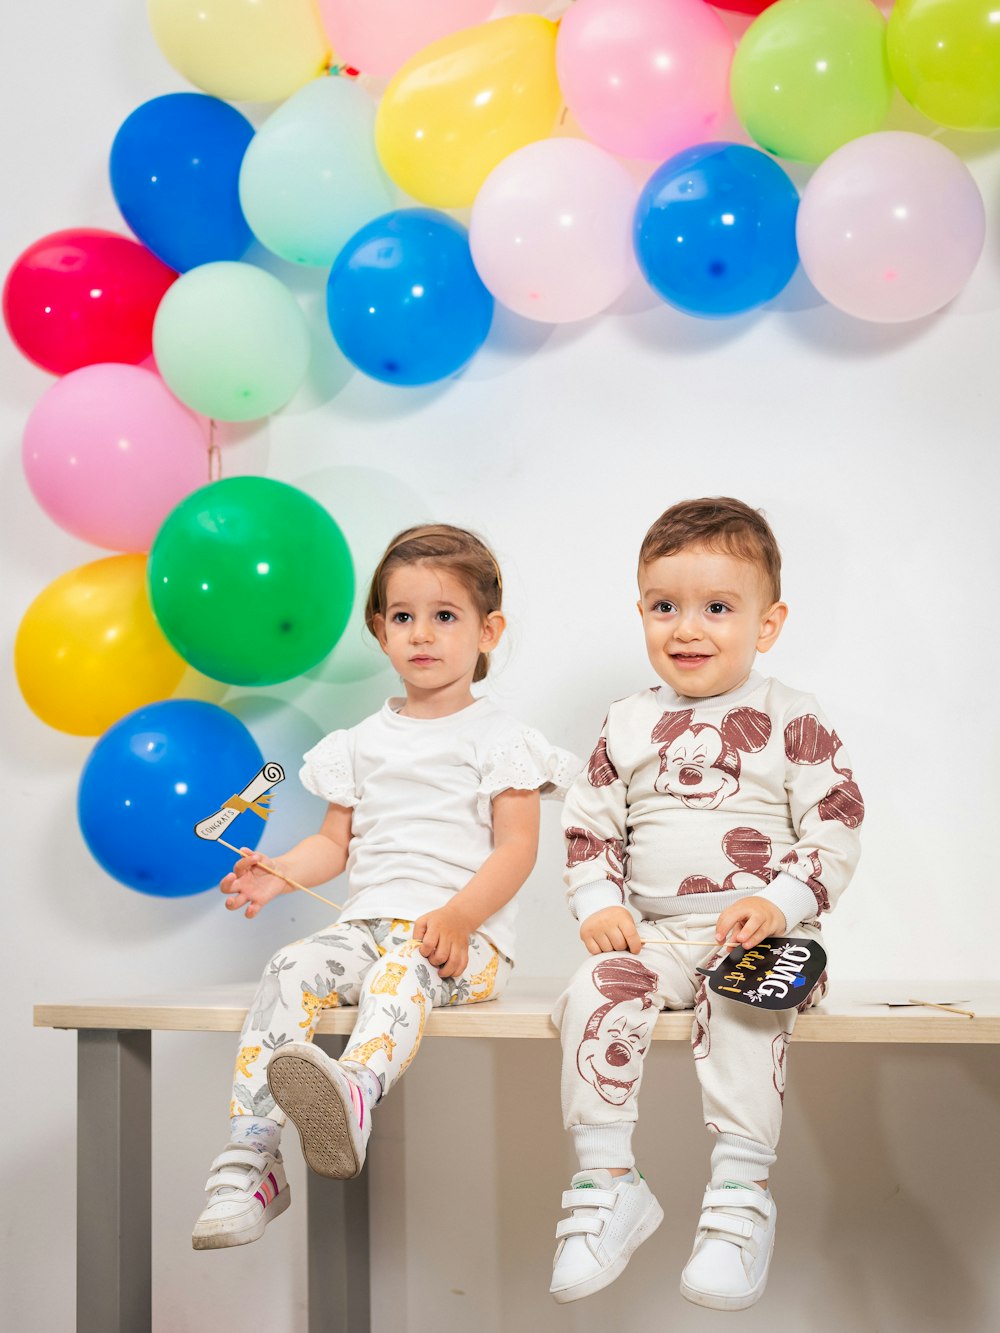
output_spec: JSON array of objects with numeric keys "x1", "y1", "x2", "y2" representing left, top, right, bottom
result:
[
  {"x1": 191, "y1": 1145, "x2": 290, "y2": 1250},
  {"x1": 680, "y1": 1182, "x2": 777, "y2": 1310},
  {"x1": 550, "y1": 1169, "x2": 664, "y2": 1303},
  {"x1": 266, "y1": 1041, "x2": 372, "y2": 1179}
]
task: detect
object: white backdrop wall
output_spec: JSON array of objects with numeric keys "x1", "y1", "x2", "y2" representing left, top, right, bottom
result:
[{"x1": 3, "y1": 4, "x2": 999, "y2": 1331}]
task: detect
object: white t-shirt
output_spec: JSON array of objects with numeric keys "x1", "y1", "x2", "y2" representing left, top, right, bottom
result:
[{"x1": 300, "y1": 697, "x2": 580, "y2": 961}]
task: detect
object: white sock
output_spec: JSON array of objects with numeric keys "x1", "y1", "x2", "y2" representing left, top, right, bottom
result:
[
  {"x1": 229, "y1": 1114, "x2": 282, "y2": 1154},
  {"x1": 340, "y1": 1060, "x2": 382, "y2": 1110}
]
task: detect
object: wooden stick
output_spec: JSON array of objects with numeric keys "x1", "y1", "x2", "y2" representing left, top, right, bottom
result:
[
  {"x1": 217, "y1": 838, "x2": 342, "y2": 912},
  {"x1": 906, "y1": 998, "x2": 976, "y2": 1019}
]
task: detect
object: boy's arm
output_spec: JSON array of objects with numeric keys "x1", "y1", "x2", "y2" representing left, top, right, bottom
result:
[
  {"x1": 756, "y1": 701, "x2": 865, "y2": 933},
  {"x1": 563, "y1": 720, "x2": 641, "y2": 952}
]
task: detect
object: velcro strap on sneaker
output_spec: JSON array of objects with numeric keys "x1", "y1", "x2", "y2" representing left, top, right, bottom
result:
[
  {"x1": 210, "y1": 1147, "x2": 266, "y2": 1172},
  {"x1": 702, "y1": 1187, "x2": 770, "y2": 1217},
  {"x1": 698, "y1": 1212, "x2": 753, "y2": 1241},
  {"x1": 560, "y1": 1189, "x2": 617, "y2": 1210},
  {"x1": 556, "y1": 1215, "x2": 604, "y2": 1240}
]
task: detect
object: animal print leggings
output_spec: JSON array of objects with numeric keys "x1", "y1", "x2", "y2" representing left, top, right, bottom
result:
[
  {"x1": 231, "y1": 917, "x2": 513, "y2": 1122},
  {"x1": 554, "y1": 912, "x2": 824, "y2": 1185}
]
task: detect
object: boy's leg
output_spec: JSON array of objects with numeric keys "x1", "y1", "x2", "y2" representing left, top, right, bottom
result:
[
  {"x1": 681, "y1": 922, "x2": 823, "y2": 1311},
  {"x1": 549, "y1": 939, "x2": 692, "y2": 1303}
]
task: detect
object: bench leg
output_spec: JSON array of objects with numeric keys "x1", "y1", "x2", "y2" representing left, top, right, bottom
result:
[
  {"x1": 307, "y1": 1035, "x2": 371, "y2": 1333},
  {"x1": 77, "y1": 1029, "x2": 151, "y2": 1333}
]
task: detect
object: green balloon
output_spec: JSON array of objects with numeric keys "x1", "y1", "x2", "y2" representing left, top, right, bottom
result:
[
  {"x1": 148, "y1": 477, "x2": 354, "y2": 685},
  {"x1": 889, "y1": 0, "x2": 1000, "y2": 130},
  {"x1": 152, "y1": 261, "x2": 310, "y2": 421},
  {"x1": 731, "y1": 0, "x2": 892, "y2": 163}
]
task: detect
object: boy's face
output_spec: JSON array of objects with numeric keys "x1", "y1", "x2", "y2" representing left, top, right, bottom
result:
[{"x1": 637, "y1": 545, "x2": 787, "y2": 698}]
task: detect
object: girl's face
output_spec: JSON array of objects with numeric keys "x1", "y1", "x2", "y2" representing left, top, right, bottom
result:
[{"x1": 373, "y1": 563, "x2": 504, "y2": 711}]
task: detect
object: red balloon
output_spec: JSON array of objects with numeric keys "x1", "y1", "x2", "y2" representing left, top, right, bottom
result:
[
  {"x1": 3, "y1": 228, "x2": 177, "y2": 375},
  {"x1": 708, "y1": 1, "x2": 777, "y2": 13}
]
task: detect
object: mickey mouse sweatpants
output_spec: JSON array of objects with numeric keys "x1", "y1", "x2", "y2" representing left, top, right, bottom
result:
[
  {"x1": 231, "y1": 917, "x2": 512, "y2": 1122},
  {"x1": 553, "y1": 912, "x2": 824, "y2": 1186}
]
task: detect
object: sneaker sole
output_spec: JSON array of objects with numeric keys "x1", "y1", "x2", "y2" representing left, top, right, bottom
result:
[
  {"x1": 679, "y1": 1228, "x2": 775, "y2": 1311},
  {"x1": 550, "y1": 1197, "x2": 664, "y2": 1304},
  {"x1": 192, "y1": 1184, "x2": 291, "y2": 1250},
  {"x1": 267, "y1": 1049, "x2": 364, "y2": 1180}
]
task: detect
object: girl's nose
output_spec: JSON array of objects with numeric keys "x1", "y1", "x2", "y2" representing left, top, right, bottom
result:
[{"x1": 410, "y1": 618, "x2": 433, "y2": 642}]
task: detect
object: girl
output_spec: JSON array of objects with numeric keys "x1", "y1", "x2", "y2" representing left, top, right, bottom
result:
[{"x1": 192, "y1": 523, "x2": 578, "y2": 1250}]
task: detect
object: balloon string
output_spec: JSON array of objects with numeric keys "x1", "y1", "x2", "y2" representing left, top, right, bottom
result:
[{"x1": 208, "y1": 419, "x2": 222, "y2": 483}]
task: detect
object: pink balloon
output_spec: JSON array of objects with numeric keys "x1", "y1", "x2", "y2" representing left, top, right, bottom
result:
[
  {"x1": 556, "y1": 0, "x2": 733, "y2": 160},
  {"x1": 796, "y1": 132, "x2": 985, "y2": 323},
  {"x1": 22, "y1": 363, "x2": 210, "y2": 551},
  {"x1": 469, "y1": 138, "x2": 639, "y2": 323},
  {"x1": 317, "y1": 0, "x2": 494, "y2": 77}
]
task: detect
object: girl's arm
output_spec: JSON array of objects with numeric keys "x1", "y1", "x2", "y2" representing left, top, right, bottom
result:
[
  {"x1": 221, "y1": 803, "x2": 354, "y2": 920},
  {"x1": 413, "y1": 787, "x2": 540, "y2": 978}
]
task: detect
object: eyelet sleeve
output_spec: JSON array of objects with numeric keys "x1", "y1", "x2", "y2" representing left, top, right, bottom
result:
[
  {"x1": 477, "y1": 725, "x2": 581, "y2": 820},
  {"x1": 299, "y1": 731, "x2": 358, "y2": 808}
]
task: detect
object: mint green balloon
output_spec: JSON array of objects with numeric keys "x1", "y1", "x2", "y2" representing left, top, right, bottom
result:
[
  {"x1": 239, "y1": 76, "x2": 396, "y2": 268},
  {"x1": 731, "y1": 0, "x2": 892, "y2": 164},
  {"x1": 152, "y1": 261, "x2": 310, "y2": 420},
  {"x1": 148, "y1": 476, "x2": 354, "y2": 686}
]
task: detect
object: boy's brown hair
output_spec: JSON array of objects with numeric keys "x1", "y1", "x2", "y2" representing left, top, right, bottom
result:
[{"x1": 638, "y1": 497, "x2": 782, "y2": 605}]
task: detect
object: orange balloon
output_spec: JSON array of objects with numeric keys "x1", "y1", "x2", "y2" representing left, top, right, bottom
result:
[
  {"x1": 15, "y1": 554, "x2": 186, "y2": 736},
  {"x1": 375, "y1": 15, "x2": 561, "y2": 208}
]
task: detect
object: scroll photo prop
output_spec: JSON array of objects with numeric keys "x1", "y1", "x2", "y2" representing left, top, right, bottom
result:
[
  {"x1": 194, "y1": 761, "x2": 341, "y2": 911},
  {"x1": 698, "y1": 938, "x2": 827, "y2": 1011}
]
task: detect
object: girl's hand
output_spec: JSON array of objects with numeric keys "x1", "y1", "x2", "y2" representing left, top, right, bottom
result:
[
  {"x1": 714, "y1": 897, "x2": 787, "y2": 951},
  {"x1": 220, "y1": 848, "x2": 290, "y2": 920},
  {"x1": 580, "y1": 906, "x2": 642, "y2": 955},
  {"x1": 413, "y1": 905, "x2": 472, "y2": 979}
]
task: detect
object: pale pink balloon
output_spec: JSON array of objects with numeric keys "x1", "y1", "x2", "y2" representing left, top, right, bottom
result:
[
  {"x1": 317, "y1": 0, "x2": 494, "y2": 77},
  {"x1": 469, "y1": 138, "x2": 639, "y2": 323},
  {"x1": 556, "y1": 0, "x2": 733, "y2": 160},
  {"x1": 22, "y1": 363, "x2": 210, "y2": 551},
  {"x1": 796, "y1": 132, "x2": 985, "y2": 323}
]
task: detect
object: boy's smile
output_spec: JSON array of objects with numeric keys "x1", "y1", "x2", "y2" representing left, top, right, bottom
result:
[{"x1": 637, "y1": 546, "x2": 787, "y2": 699}]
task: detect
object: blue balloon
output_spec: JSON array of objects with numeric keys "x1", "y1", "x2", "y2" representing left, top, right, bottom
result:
[
  {"x1": 78, "y1": 700, "x2": 264, "y2": 898},
  {"x1": 326, "y1": 209, "x2": 494, "y2": 385},
  {"x1": 633, "y1": 143, "x2": 799, "y2": 318},
  {"x1": 110, "y1": 93, "x2": 255, "y2": 272}
]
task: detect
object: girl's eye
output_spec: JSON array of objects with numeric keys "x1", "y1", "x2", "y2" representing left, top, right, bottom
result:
[
  {"x1": 436, "y1": 611, "x2": 456, "y2": 623},
  {"x1": 391, "y1": 612, "x2": 411, "y2": 624}
]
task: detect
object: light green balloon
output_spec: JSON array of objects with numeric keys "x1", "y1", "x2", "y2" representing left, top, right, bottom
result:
[
  {"x1": 152, "y1": 262, "x2": 310, "y2": 421},
  {"x1": 889, "y1": 0, "x2": 1000, "y2": 130},
  {"x1": 239, "y1": 75, "x2": 396, "y2": 268},
  {"x1": 731, "y1": 0, "x2": 892, "y2": 164}
]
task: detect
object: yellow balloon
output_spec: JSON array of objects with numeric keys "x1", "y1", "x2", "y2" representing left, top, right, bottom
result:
[
  {"x1": 147, "y1": 0, "x2": 330, "y2": 103},
  {"x1": 15, "y1": 555, "x2": 186, "y2": 737},
  {"x1": 375, "y1": 15, "x2": 561, "y2": 208}
]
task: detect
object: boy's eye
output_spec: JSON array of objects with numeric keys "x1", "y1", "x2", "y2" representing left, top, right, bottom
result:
[
  {"x1": 652, "y1": 601, "x2": 675, "y2": 614},
  {"x1": 707, "y1": 602, "x2": 729, "y2": 615}
]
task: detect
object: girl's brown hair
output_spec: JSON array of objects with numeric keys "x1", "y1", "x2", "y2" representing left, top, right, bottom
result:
[
  {"x1": 364, "y1": 524, "x2": 503, "y2": 683},
  {"x1": 639, "y1": 497, "x2": 782, "y2": 605}
]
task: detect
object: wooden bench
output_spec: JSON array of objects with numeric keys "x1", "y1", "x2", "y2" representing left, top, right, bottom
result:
[{"x1": 34, "y1": 979, "x2": 1000, "y2": 1333}]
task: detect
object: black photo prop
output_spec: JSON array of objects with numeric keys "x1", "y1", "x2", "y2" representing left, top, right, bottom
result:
[{"x1": 698, "y1": 938, "x2": 827, "y2": 1011}]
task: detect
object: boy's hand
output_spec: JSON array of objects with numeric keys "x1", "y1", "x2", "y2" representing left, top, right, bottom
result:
[
  {"x1": 220, "y1": 848, "x2": 290, "y2": 920},
  {"x1": 714, "y1": 897, "x2": 787, "y2": 951},
  {"x1": 414, "y1": 904, "x2": 472, "y2": 979},
  {"x1": 580, "y1": 906, "x2": 642, "y2": 955}
]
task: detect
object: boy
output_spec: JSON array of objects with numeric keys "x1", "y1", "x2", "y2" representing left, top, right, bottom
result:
[{"x1": 550, "y1": 498, "x2": 863, "y2": 1310}]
